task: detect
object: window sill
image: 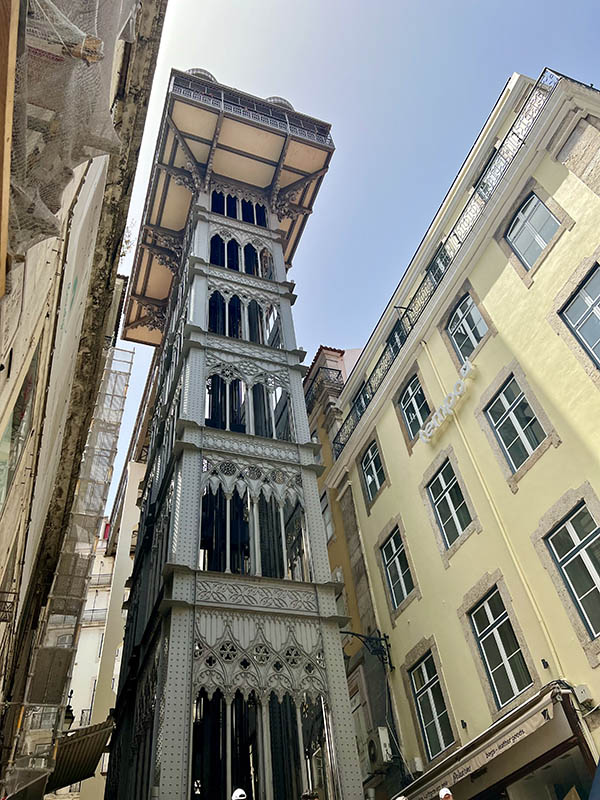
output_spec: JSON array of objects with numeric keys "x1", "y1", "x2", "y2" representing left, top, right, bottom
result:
[
  {"x1": 441, "y1": 518, "x2": 483, "y2": 569},
  {"x1": 389, "y1": 586, "x2": 421, "y2": 626},
  {"x1": 506, "y1": 432, "x2": 561, "y2": 494}
]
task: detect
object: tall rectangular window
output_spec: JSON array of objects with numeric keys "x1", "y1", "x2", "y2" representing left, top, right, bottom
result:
[
  {"x1": 427, "y1": 460, "x2": 471, "y2": 547},
  {"x1": 410, "y1": 653, "x2": 454, "y2": 759},
  {"x1": 361, "y1": 441, "x2": 385, "y2": 502},
  {"x1": 321, "y1": 492, "x2": 334, "y2": 541},
  {"x1": 400, "y1": 375, "x2": 430, "y2": 439},
  {"x1": 485, "y1": 377, "x2": 545, "y2": 472},
  {"x1": 546, "y1": 504, "x2": 600, "y2": 637},
  {"x1": 470, "y1": 589, "x2": 532, "y2": 707},
  {"x1": 0, "y1": 346, "x2": 39, "y2": 515},
  {"x1": 381, "y1": 527, "x2": 414, "y2": 608},
  {"x1": 506, "y1": 194, "x2": 559, "y2": 270},
  {"x1": 561, "y1": 266, "x2": 600, "y2": 366}
]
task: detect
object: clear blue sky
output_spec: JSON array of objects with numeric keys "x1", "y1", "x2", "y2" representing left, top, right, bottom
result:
[{"x1": 108, "y1": 0, "x2": 599, "y2": 509}]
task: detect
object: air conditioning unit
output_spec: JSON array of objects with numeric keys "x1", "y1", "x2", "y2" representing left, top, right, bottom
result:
[
  {"x1": 367, "y1": 726, "x2": 393, "y2": 771},
  {"x1": 408, "y1": 756, "x2": 423, "y2": 776}
]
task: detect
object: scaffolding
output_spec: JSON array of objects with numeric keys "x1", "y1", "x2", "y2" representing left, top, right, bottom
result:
[{"x1": 2, "y1": 347, "x2": 133, "y2": 797}]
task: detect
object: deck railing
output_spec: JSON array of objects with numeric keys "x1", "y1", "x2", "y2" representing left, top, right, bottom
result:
[
  {"x1": 305, "y1": 368, "x2": 344, "y2": 416},
  {"x1": 332, "y1": 69, "x2": 561, "y2": 459}
]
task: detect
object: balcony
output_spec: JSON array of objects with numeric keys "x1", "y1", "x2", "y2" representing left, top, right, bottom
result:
[
  {"x1": 81, "y1": 608, "x2": 107, "y2": 625},
  {"x1": 332, "y1": 68, "x2": 561, "y2": 460},
  {"x1": 305, "y1": 368, "x2": 344, "y2": 416},
  {"x1": 0, "y1": 590, "x2": 18, "y2": 623},
  {"x1": 89, "y1": 573, "x2": 112, "y2": 588}
]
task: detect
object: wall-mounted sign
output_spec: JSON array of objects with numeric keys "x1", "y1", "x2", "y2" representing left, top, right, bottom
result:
[{"x1": 419, "y1": 359, "x2": 474, "y2": 444}]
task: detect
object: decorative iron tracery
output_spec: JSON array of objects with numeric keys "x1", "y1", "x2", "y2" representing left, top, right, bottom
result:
[{"x1": 192, "y1": 613, "x2": 328, "y2": 703}]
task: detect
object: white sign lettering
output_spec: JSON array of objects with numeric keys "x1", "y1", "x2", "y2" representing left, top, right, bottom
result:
[{"x1": 418, "y1": 359, "x2": 474, "y2": 444}]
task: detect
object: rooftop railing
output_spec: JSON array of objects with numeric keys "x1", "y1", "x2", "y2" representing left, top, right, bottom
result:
[
  {"x1": 172, "y1": 79, "x2": 334, "y2": 148},
  {"x1": 305, "y1": 368, "x2": 344, "y2": 416},
  {"x1": 332, "y1": 68, "x2": 561, "y2": 459}
]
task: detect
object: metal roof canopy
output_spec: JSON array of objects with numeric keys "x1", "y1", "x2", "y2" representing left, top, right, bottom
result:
[
  {"x1": 122, "y1": 68, "x2": 334, "y2": 347},
  {"x1": 45, "y1": 718, "x2": 113, "y2": 793}
]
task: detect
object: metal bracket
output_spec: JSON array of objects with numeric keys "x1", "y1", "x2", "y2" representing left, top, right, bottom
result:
[{"x1": 340, "y1": 629, "x2": 394, "y2": 671}]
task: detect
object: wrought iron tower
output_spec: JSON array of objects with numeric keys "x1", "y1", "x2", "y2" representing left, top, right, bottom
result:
[{"x1": 113, "y1": 69, "x2": 363, "y2": 799}]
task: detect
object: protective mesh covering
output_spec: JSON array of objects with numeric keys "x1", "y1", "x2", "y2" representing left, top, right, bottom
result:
[
  {"x1": 9, "y1": 0, "x2": 139, "y2": 253},
  {"x1": 4, "y1": 348, "x2": 132, "y2": 795}
]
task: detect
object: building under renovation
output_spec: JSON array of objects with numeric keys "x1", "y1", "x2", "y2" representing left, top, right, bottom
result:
[{"x1": 114, "y1": 69, "x2": 363, "y2": 799}]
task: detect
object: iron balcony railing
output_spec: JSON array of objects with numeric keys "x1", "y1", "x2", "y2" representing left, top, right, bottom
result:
[
  {"x1": 305, "y1": 368, "x2": 344, "y2": 416},
  {"x1": 89, "y1": 572, "x2": 112, "y2": 588},
  {"x1": 172, "y1": 79, "x2": 334, "y2": 148},
  {"x1": 0, "y1": 590, "x2": 18, "y2": 623},
  {"x1": 332, "y1": 68, "x2": 561, "y2": 460},
  {"x1": 81, "y1": 608, "x2": 107, "y2": 625}
]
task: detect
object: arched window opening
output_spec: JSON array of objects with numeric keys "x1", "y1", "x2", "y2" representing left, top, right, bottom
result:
[
  {"x1": 199, "y1": 487, "x2": 250, "y2": 575},
  {"x1": 260, "y1": 248, "x2": 274, "y2": 281},
  {"x1": 265, "y1": 305, "x2": 282, "y2": 348},
  {"x1": 226, "y1": 194, "x2": 237, "y2": 219},
  {"x1": 304, "y1": 699, "x2": 335, "y2": 798},
  {"x1": 191, "y1": 688, "x2": 227, "y2": 800},
  {"x1": 231, "y1": 691, "x2": 260, "y2": 798},
  {"x1": 230, "y1": 379, "x2": 246, "y2": 434},
  {"x1": 244, "y1": 243, "x2": 258, "y2": 275},
  {"x1": 248, "y1": 300, "x2": 264, "y2": 344},
  {"x1": 211, "y1": 191, "x2": 225, "y2": 215},
  {"x1": 241, "y1": 199, "x2": 255, "y2": 224},
  {"x1": 205, "y1": 374, "x2": 227, "y2": 430},
  {"x1": 255, "y1": 204, "x2": 267, "y2": 228},
  {"x1": 506, "y1": 193, "x2": 559, "y2": 270},
  {"x1": 258, "y1": 495, "x2": 285, "y2": 579},
  {"x1": 274, "y1": 387, "x2": 292, "y2": 442},
  {"x1": 191, "y1": 689, "x2": 262, "y2": 800},
  {"x1": 199, "y1": 487, "x2": 227, "y2": 572},
  {"x1": 230, "y1": 490, "x2": 251, "y2": 575},
  {"x1": 252, "y1": 383, "x2": 273, "y2": 438},
  {"x1": 210, "y1": 235, "x2": 225, "y2": 267},
  {"x1": 228, "y1": 295, "x2": 242, "y2": 339},
  {"x1": 208, "y1": 292, "x2": 226, "y2": 335},
  {"x1": 270, "y1": 694, "x2": 302, "y2": 799},
  {"x1": 285, "y1": 501, "x2": 310, "y2": 581},
  {"x1": 226, "y1": 238, "x2": 240, "y2": 271}
]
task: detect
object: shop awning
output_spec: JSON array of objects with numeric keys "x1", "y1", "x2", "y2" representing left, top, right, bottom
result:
[
  {"x1": 45, "y1": 717, "x2": 113, "y2": 793},
  {"x1": 401, "y1": 686, "x2": 563, "y2": 800}
]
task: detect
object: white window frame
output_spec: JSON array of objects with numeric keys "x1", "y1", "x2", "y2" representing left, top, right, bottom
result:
[
  {"x1": 400, "y1": 375, "x2": 430, "y2": 439},
  {"x1": 381, "y1": 527, "x2": 414, "y2": 608},
  {"x1": 561, "y1": 265, "x2": 600, "y2": 367},
  {"x1": 506, "y1": 194, "x2": 559, "y2": 270},
  {"x1": 547, "y1": 504, "x2": 600, "y2": 638},
  {"x1": 470, "y1": 589, "x2": 532, "y2": 708},
  {"x1": 427, "y1": 460, "x2": 471, "y2": 547},
  {"x1": 410, "y1": 653, "x2": 454, "y2": 760},
  {"x1": 447, "y1": 294, "x2": 488, "y2": 363},
  {"x1": 311, "y1": 430, "x2": 322, "y2": 465},
  {"x1": 361, "y1": 441, "x2": 385, "y2": 502},
  {"x1": 485, "y1": 377, "x2": 546, "y2": 472},
  {"x1": 321, "y1": 492, "x2": 334, "y2": 541}
]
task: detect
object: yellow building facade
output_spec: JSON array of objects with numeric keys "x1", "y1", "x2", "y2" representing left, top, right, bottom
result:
[{"x1": 315, "y1": 69, "x2": 600, "y2": 800}]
